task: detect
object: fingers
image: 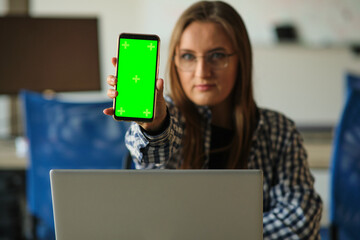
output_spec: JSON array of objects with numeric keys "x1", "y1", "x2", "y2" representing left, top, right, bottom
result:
[
  {"x1": 106, "y1": 75, "x2": 118, "y2": 99},
  {"x1": 103, "y1": 107, "x2": 114, "y2": 116},
  {"x1": 156, "y1": 78, "x2": 164, "y2": 93},
  {"x1": 104, "y1": 58, "x2": 117, "y2": 117},
  {"x1": 107, "y1": 88, "x2": 118, "y2": 99},
  {"x1": 155, "y1": 78, "x2": 166, "y2": 106},
  {"x1": 111, "y1": 57, "x2": 117, "y2": 67},
  {"x1": 107, "y1": 75, "x2": 117, "y2": 87}
]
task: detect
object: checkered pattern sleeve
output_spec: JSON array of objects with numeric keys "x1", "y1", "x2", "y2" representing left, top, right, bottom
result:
[
  {"x1": 262, "y1": 122, "x2": 323, "y2": 239},
  {"x1": 124, "y1": 98, "x2": 183, "y2": 169}
]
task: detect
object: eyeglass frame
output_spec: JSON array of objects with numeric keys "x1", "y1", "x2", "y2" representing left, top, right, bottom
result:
[{"x1": 173, "y1": 50, "x2": 238, "y2": 72}]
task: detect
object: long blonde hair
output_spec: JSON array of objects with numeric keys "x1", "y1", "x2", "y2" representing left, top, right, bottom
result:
[{"x1": 167, "y1": 1, "x2": 257, "y2": 169}]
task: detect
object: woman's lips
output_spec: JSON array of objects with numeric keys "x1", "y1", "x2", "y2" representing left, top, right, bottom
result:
[{"x1": 195, "y1": 84, "x2": 216, "y2": 91}]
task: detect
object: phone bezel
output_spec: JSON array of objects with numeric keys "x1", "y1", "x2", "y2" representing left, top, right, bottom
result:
[{"x1": 113, "y1": 33, "x2": 160, "y2": 122}]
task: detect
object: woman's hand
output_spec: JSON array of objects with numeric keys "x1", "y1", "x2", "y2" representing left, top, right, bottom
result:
[{"x1": 103, "y1": 57, "x2": 168, "y2": 133}]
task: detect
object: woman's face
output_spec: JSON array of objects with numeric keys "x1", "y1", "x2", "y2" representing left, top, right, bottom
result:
[{"x1": 176, "y1": 21, "x2": 238, "y2": 107}]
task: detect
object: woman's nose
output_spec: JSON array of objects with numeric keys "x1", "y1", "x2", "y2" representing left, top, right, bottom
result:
[{"x1": 194, "y1": 58, "x2": 212, "y2": 78}]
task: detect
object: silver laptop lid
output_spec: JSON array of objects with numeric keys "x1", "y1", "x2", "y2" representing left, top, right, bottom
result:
[{"x1": 50, "y1": 169, "x2": 263, "y2": 240}]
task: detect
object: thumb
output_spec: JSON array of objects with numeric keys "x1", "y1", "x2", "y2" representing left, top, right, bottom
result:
[
  {"x1": 111, "y1": 57, "x2": 117, "y2": 67},
  {"x1": 156, "y1": 78, "x2": 164, "y2": 98},
  {"x1": 155, "y1": 78, "x2": 167, "y2": 120}
]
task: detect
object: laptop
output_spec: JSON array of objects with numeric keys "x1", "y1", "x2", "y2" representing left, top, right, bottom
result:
[{"x1": 50, "y1": 169, "x2": 263, "y2": 240}]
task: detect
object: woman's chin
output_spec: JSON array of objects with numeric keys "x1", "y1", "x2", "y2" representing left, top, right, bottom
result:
[{"x1": 192, "y1": 97, "x2": 219, "y2": 107}]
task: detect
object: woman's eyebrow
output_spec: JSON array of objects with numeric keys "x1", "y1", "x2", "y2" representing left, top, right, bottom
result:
[
  {"x1": 178, "y1": 49, "x2": 195, "y2": 53},
  {"x1": 207, "y1": 47, "x2": 226, "y2": 53},
  {"x1": 178, "y1": 47, "x2": 227, "y2": 53}
]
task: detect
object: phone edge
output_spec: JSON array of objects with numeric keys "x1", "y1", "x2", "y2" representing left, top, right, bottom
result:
[{"x1": 112, "y1": 33, "x2": 160, "y2": 123}]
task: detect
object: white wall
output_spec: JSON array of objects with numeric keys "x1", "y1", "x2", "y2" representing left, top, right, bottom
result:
[{"x1": 253, "y1": 45, "x2": 360, "y2": 126}]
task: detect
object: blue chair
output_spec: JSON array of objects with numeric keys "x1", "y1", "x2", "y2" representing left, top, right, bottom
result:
[
  {"x1": 20, "y1": 90, "x2": 132, "y2": 240},
  {"x1": 329, "y1": 73, "x2": 360, "y2": 240}
]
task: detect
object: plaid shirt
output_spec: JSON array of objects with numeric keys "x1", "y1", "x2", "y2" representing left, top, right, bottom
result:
[{"x1": 125, "y1": 96, "x2": 323, "y2": 239}]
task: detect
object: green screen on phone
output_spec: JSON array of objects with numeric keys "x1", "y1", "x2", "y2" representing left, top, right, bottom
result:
[{"x1": 114, "y1": 36, "x2": 159, "y2": 121}]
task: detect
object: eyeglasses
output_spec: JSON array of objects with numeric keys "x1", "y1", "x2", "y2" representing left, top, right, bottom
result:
[{"x1": 174, "y1": 51, "x2": 237, "y2": 72}]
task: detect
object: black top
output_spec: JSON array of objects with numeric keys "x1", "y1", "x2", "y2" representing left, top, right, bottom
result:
[{"x1": 209, "y1": 124, "x2": 234, "y2": 169}]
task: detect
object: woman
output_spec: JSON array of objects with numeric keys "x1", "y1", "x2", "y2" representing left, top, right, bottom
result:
[{"x1": 104, "y1": 1, "x2": 322, "y2": 239}]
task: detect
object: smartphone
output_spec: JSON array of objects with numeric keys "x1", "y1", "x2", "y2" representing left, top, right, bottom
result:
[{"x1": 113, "y1": 33, "x2": 160, "y2": 122}]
